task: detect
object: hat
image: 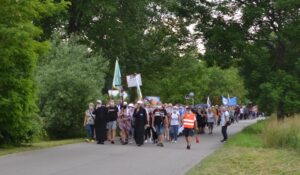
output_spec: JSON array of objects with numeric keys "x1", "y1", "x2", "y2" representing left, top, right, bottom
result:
[
  {"x1": 173, "y1": 106, "x2": 178, "y2": 109},
  {"x1": 96, "y1": 100, "x2": 102, "y2": 104},
  {"x1": 137, "y1": 100, "x2": 143, "y2": 104},
  {"x1": 128, "y1": 103, "x2": 135, "y2": 108},
  {"x1": 123, "y1": 101, "x2": 128, "y2": 105}
]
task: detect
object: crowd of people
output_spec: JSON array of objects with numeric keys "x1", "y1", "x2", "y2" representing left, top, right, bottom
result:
[{"x1": 83, "y1": 100, "x2": 253, "y2": 150}]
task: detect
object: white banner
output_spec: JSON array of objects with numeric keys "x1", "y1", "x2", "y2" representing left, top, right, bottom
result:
[
  {"x1": 126, "y1": 74, "x2": 142, "y2": 87},
  {"x1": 108, "y1": 90, "x2": 120, "y2": 97}
]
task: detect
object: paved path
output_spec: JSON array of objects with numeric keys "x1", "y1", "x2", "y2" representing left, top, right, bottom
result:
[{"x1": 0, "y1": 119, "x2": 257, "y2": 175}]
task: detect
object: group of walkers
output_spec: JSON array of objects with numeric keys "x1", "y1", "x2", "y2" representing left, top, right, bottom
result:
[{"x1": 83, "y1": 100, "x2": 235, "y2": 150}]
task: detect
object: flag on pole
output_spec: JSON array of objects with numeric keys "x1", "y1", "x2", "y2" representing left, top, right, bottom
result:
[
  {"x1": 222, "y1": 96, "x2": 228, "y2": 105},
  {"x1": 136, "y1": 75, "x2": 143, "y2": 100},
  {"x1": 207, "y1": 96, "x2": 211, "y2": 107},
  {"x1": 112, "y1": 60, "x2": 122, "y2": 89},
  {"x1": 227, "y1": 94, "x2": 231, "y2": 106}
]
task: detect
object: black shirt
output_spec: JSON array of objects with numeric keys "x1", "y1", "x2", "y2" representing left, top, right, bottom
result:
[
  {"x1": 107, "y1": 106, "x2": 118, "y2": 121},
  {"x1": 153, "y1": 108, "x2": 167, "y2": 126}
]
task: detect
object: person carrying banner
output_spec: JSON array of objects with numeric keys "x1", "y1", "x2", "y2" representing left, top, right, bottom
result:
[{"x1": 182, "y1": 106, "x2": 198, "y2": 150}]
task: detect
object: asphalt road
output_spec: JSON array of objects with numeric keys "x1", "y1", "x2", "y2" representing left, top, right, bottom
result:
[{"x1": 0, "y1": 119, "x2": 257, "y2": 175}]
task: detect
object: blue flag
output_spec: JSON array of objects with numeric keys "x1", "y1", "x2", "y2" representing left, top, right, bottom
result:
[
  {"x1": 222, "y1": 96, "x2": 238, "y2": 106},
  {"x1": 228, "y1": 97, "x2": 238, "y2": 106}
]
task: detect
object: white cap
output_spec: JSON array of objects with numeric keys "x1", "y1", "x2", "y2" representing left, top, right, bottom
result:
[
  {"x1": 137, "y1": 100, "x2": 143, "y2": 104},
  {"x1": 96, "y1": 100, "x2": 102, "y2": 104},
  {"x1": 123, "y1": 101, "x2": 128, "y2": 105},
  {"x1": 128, "y1": 103, "x2": 135, "y2": 108}
]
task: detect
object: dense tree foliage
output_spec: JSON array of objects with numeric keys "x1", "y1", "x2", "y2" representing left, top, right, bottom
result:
[
  {"x1": 0, "y1": 0, "x2": 66, "y2": 144},
  {"x1": 172, "y1": 0, "x2": 300, "y2": 117},
  {"x1": 1, "y1": 0, "x2": 298, "y2": 144},
  {"x1": 147, "y1": 54, "x2": 247, "y2": 104},
  {"x1": 39, "y1": 0, "x2": 191, "y2": 91},
  {"x1": 36, "y1": 34, "x2": 108, "y2": 139}
]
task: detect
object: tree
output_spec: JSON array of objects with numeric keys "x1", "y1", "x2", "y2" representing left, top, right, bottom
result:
[
  {"x1": 172, "y1": 0, "x2": 300, "y2": 118},
  {"x1": 0, "y1": 0, "x2": 67, "y2": 145},
  {"x1": 36, "y1": 33, "x2": 108, "y2": 139},
  {"x1": 39, "y1": 1, "x2": 189, "y2": 95},
  {"x1": 146, "y1": 51, "x2": 247, "y2": 105}
]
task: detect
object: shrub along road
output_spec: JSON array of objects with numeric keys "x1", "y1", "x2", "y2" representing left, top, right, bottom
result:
[{"x1": 0, "y1": 120, "x2": 257, "y2": 175}]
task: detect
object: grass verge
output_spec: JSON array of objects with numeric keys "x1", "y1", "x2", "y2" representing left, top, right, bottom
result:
[
  {"x1": 0, "y1": 138, "x2": 83, "y2": 157},
  {"x1": 187, "y1": 119, "x2": 300, "y2": 175}
]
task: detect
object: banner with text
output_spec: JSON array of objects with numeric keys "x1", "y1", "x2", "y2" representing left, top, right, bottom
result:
[{"x1": 126, "y1": 74, "x2": 142, "y2": 87}]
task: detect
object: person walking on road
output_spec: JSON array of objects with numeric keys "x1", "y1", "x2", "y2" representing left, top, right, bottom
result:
[
  {"x1": 206, "y1": 108, "x2": 215, "y2": 134},
  {"x1": 93, "y1": 100, "x2": 108, "y2": 144},
  {"x1": 133, "y1": 101, "x2": 148, "y2": 146},
  {"x1": 220, "y1": 107, "x2": 230, "y2": 142},
  {"x1": 170, "y1": 106, "x2": 180, "y2": 143},
  {"x1": 84, "y1": 103, "x2": 96, "y2": 142},
  {"x1": 183, "y1": 106, "x2": 198, "y2": 150},
  {"x1": 152, "y1": 104, "x2": 167, "y2": 147},
  {"x1": 118, "y1": 105, "x2": 131, "y2": 145},
  {"x1": 107, "y1": 100, "x2": 118, "y2": 144}
]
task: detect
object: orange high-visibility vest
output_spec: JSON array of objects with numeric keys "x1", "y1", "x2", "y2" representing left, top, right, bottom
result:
[{"x1": 183, "y1": 112, "x2": 196, "y2": 129}]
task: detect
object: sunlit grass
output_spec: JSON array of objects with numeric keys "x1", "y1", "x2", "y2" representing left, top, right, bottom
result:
[
  {"x1": 263, "y1": 116, "x2": 300, "y2": 151},
  {"x1": 187, "y1": 146, "x2": 300, "y2": 175},
  {"x1": 187, "y1": 116, "x2": 300, "y2": 175}
]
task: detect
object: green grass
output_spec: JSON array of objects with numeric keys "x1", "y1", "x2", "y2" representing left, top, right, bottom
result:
[
  {"x1": 0, "y1": 138, "x2": 83, "y2": 157},
  {"x1": 263, "y1": 117, "x2": 300, "y2": 151},
  {"x1": 187, "y1": 118, "x2": 300, "y2": 175}
]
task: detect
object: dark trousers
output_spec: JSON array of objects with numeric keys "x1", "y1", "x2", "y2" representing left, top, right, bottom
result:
[
  {"x1": 221, "y1": 125, "x2": 228, "y2": 140},
  {"x1": 145, "y1": 126, "x2": 151, "y2": 140},
  {"x1": 86, "y1": 124, "x2": 94, "y2": 139},
  {"x1": 170, "y1": 125, "x2": 179, "y2": 141}
]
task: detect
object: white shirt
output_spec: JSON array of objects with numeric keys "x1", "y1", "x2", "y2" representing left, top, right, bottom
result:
[
  {"x1": 221, "y1": 111, "x2": 229, "y2": 127},
  {"x1": 207, "y1": 112, "x2": 215, "y2": 123},
  {"x1": 240, "y1": 108, "x2": 244, "y2": 114},
  {"x1": 85, "y1": 109, "x2": 95, "y2": 125},
  {"x1": 170, "y1": 112, "x2": 180, "y2": 126}
]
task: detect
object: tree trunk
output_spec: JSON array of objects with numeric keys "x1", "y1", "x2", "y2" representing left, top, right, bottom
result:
[
  {"x1": 277, "y1": 103, "x2": 285, "y2": 121},
  {"x1": 68, "y1": 2, "x2": 82, "y2": 34}
]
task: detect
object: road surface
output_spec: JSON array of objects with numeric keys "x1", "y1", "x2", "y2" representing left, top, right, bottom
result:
[{"x1": 0, "y1": 119, "x2": 257, "y2": 175}]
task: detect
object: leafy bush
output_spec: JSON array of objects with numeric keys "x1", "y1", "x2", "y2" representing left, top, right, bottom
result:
[
  {"x1": 36, "y1": 34, "x2": 108, "y2": 139},
  {"x1": 0, "y1": 1, "x2": 66, "y2": 145},
  {"x1": 263, "y1": 116, "x2": 300, "y2": 151}
]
